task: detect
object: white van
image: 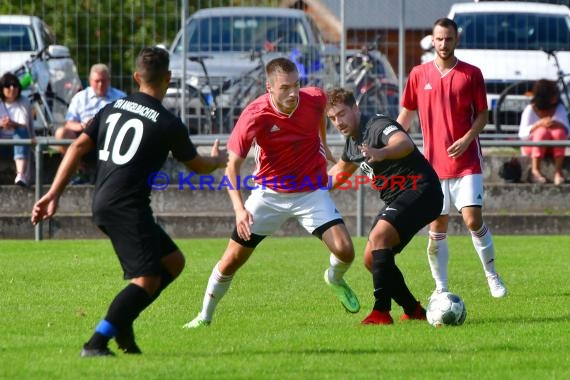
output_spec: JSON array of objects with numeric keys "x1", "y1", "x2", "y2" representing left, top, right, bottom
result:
[
  {"x1": 421, "y1": 2, "x2": 570, "y2": 130},
  {"x1": 0, "y1": 15, "x2": 82, "y2": 130}
]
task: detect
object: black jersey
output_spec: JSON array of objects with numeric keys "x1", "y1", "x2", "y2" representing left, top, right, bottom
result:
[
  {"x1": 84, "y1": 92, "x2": 198, "y2": 224},
  {"x1": 341, "y1": 115, "x2": 440, "y2": 205}
]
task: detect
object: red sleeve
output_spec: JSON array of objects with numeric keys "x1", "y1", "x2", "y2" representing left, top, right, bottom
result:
[
  {"x1": 227, "y1": 100, "x2": 264, "y2": 158},
  {"x1": 401, "y1": 66, "x2": 420, "y2": 111},
  {"x1": 472, "y1": 68, "x2": 488, "y2": 113},
  {"x1": 309, "y1": 86, "x2": 327, "y2": 110}
]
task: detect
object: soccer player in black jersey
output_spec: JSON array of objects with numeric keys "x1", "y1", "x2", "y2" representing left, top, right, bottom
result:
[
  {"x1": 31, "y1": 47, "x2": 227, "y2": 356},
  {"x1": 326, "y1": 88, "x2": 443, "y2": 325}
]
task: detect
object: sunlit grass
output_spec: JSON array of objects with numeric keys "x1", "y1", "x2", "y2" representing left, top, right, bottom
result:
[{"x1": 1, "y1": 236, "x2": 569, "y2": 379}]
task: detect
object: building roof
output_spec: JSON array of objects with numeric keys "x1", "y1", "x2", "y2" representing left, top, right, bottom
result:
[{"x1": 319, "y1": 0, "x2": 472, "y2": 29}]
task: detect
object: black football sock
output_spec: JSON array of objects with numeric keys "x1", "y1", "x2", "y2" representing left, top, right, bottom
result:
[
  {"x1": 85, "y1": 331, "x2": 112, "y2": 350},
  {"x1": 108, "y1": 283, "x2": 153, "y2": 328},
  {"x1": 390, "y1": 264, "x2": 419, "y2": 314},
  {"x1": 85, "y1": 284, "x2": 152, "y2": 349},
  {"x1": 85, "y1": 317, "x2": 119, "y2": 349},
  {"x1": 371, "y1": 249, "x2": 395, "y2": 312},
  {"x1": 115, "y1": 270, "x2": 173, "y2": 349}
]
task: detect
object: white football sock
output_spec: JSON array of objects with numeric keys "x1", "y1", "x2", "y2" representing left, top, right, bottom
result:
[
  {"x1": 198, "y1": 262, "x2": 233, "y2": 322},
  {"x1": 470, "y1": 224, "x2": 497, "y2": 277},
  {"x1": 327, "y1": 253, "x2": 352, "y2": 283},
  {"x1": 427, "y1": 231, "x2": 449, "y2": 291}
]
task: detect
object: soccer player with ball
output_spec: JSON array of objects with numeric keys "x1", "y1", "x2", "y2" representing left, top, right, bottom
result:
[{"x1": 326, "y1": 87, "x2": 443, "y2": 324}]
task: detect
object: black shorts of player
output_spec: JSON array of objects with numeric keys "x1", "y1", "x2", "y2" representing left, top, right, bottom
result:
[
  {"x1": 371, "y1": 183, "x2": 443, "y2": 253},
  {"x1": 98, "y1": 219, "x2": 179, "y2": 280}
]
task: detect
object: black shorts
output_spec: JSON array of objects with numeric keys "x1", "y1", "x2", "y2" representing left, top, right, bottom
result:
[
  {"x1": 371, "y1": 184, "x2": 443, "y2": 253},
  {"x1": 98, "y1": 219, "x2": 179, "y2": 279}
]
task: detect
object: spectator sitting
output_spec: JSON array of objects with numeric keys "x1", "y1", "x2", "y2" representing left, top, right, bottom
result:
[
  {"x1": 0, "y1": 72, "x2": 34, "y2": 187},
  {"x1": 518, "y1": 79, "x2": 569, "y2": 185},
  {"x1": 55, "y1": 63, "x2": 126, "y2": 183}
]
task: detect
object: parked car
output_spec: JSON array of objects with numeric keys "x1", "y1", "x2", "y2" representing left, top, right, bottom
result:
[
  {"x1": 420, "y1": 2, "x2": 570, "y2": 131},
  {"x1": 0, "y1": 15, "x2": 82, "y2": 131},
  {"x1": 163, "y1": 6, "x2": 334, "y2": 134}
]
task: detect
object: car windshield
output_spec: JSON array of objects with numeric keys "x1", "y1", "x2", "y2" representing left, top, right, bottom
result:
[
  {"x1": 0, "y1": 24, "x2": 35, "y2": 52},
  {"x1": 455, "y1": 12, "x2": 570, "y2": 51},
  {"x1": 174, "y1": 15, "x2": 308, "y2": 53}
]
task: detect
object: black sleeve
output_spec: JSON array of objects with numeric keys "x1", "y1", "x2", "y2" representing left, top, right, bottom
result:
[
  {"x1": 169, "y1": 119, "x2": 198, "y2": 162},
  {"x1": 368, "y1": 117, "x2": 405, "y2": 147},
  {"x1": 83, "y1": 107, "x2": 103, "y2": 143},
  {"x1": 341, "y1": 138, "x2": 351, "y2": 162}
]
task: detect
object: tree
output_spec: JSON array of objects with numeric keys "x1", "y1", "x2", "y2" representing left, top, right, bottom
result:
[{"x1": 1, "y1": 0, "x2": 275, "y2": 93}]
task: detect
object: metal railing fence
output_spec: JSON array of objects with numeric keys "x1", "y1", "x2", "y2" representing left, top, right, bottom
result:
[{"x1": 3, "y1": 136, "x2": 570, "y2": 240}]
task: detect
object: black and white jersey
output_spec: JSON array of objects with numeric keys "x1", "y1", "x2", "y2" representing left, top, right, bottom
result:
[
  {"x1": 84, "y1": 92, "x2": 197, "y2": 224},
  {"x1": 341, "y1": 115, "x2": 440, "y2": 205}
]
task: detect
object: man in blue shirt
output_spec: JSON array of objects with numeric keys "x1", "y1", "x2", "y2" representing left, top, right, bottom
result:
[{"x1": 54, "y1": 63, "x2": 126, "y2": 183}]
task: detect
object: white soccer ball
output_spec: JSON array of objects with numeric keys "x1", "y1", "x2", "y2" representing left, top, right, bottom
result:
[{"x1": 426, "y1": 292, "x2": 467, "y2": 327}]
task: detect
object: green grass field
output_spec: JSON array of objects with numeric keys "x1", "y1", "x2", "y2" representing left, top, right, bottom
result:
[{"x1": 1, "y1": 236, "x2": 569, "y2": 380}]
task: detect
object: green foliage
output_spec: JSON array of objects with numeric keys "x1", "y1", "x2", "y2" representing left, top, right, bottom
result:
[
  {"x1": 1, "y1": 236, "x2": 569, "y2": 379},
  {"x1": 0, "y1": 0, "x2": 280, "y2": 94}
]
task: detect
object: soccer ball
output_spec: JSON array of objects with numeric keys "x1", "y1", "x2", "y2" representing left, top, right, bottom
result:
[{"x1": 426, "y1": 292, "x2": 467, "y2": 327}]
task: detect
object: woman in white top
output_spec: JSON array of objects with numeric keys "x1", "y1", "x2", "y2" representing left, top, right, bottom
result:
[
  {"x1": 0, "y1": 72, "x2": 34, "y2": 186},
  {"x1": 518, "y1": 79, "x2": 569, "y2": 185}
]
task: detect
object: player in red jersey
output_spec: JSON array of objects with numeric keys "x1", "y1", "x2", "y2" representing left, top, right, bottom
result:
[
  {"x1": 184, "y1": 58, "x2": 360, "y2": 328},
  {"x1": 397, "y1": 18, "x2": 507, "y2": 299}
]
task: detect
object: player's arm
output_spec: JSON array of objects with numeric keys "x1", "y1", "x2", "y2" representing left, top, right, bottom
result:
[
  {"x1": 360, "y1": 131, "x2": 414, "y2": 163},
  {"x1": 225, "y1": 150, "x2": 253, "y2": 240},
  {"x1": 64, "y1": 119, "x2": 87, "y2": 133},
  {"x1": 447, "y1": 109, "x2": 488, "y2": 158},
  {"x1": 31, "y1": 133, "x2": 95, "y2": 225},
  {"x1": 63, "y1": 96, "x2": 85, "y2": 132},
  {"x1": 182, "y1": 139, "x2": 227, "y2": 174},
  {"x1": 319, "y1": 114, "x2": 336, "y2": 163},
  {"x1": 396, "y1": 107, "x2": 415, "y2": 133},
  {"x1": 328, "y1": 158, "x2": 358, "y2": 189}
]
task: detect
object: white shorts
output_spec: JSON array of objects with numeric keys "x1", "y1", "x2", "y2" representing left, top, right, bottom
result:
[
  {"x1": 244, "y1": 188, "x2": 344, "y2": 236},
  {"x1": 440, "y1": 174, "x2": 484, "y2": 215}
]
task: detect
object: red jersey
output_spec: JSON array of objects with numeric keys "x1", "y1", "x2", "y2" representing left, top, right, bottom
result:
[
  {"x1": 401, "y1": 60, "x2": 487, "y2": 179},
  {"x1": 227, "y1": 87, "x2": 328, "y2": 192}
]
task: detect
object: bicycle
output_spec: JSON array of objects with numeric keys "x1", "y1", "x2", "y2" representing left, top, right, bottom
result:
[
  {"x1": 545, "y1": 48, "x2": 570, "y2": 122},
  {"x1": 12, "y1": 46, "x2": 70, "y2": 137},
  {"x1": 164, "y1": 44, "x2": 328, "y2": 134},
  {"x1": 164, "y1": 51, "x2": 267, "y2": 134},
  {"x1": 218, "y1": 50, "x2": 268, "y2": 130},
  {"x1": 344, "y1": 45, "x2": 399, "y2": 120},
  {"x1": 163, "y1": 56, "x2": 215, "y2": 134},
  {"x1": 493, "y1": 48, "x2": 570, "y2": 133}
]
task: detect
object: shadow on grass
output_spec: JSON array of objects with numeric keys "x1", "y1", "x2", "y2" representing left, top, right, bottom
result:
[{"x1": 465, "y1": 313, "x2": 570, "y2": 325}]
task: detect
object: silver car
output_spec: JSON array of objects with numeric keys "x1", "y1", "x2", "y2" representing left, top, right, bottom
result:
[{"x1": 164, "y1": 7, "x2": 330, "y2": 134}]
